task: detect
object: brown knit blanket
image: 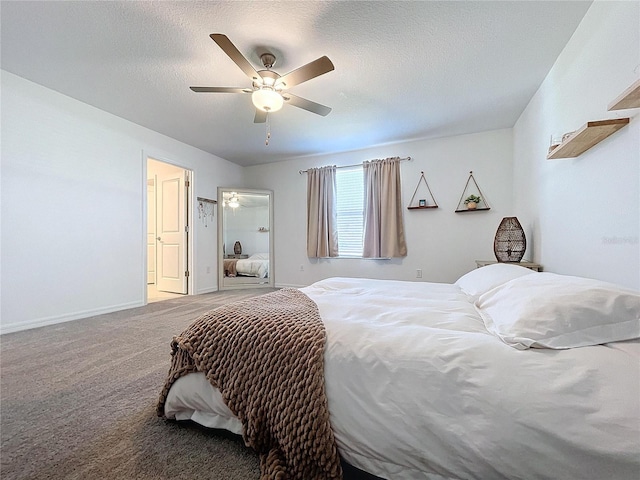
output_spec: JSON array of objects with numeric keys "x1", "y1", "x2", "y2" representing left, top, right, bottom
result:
[
  {"x1": 157, "y1": 288, "x2": 343, "y2": 480},
  {"x1": 223, "y1": 258, "x2": 238, "y2": 277}
]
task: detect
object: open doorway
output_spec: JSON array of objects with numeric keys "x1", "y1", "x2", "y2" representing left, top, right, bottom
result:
[{"x1": 146, "y1": 157, "x2": 192, "y2": 303}]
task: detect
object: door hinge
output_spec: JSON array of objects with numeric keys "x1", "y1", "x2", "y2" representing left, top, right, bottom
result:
[
  {"x1": 185, "y1": 180, "x2": 190, "y2": 187},
  {"x1": 185, "y1": 270, "x2": 190, "y2": 277},
  {"x1": 185, "y1": 225, "x2": 189, "y2": 233}
]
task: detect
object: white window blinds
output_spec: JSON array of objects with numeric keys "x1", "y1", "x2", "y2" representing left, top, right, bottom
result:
[{"x1": 335, "y1": 167, "x2": 364, "y2": 257}]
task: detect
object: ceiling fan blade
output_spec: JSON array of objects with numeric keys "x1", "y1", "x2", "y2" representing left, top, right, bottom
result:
[
  {"x1": 210, "y1": 34, "x2": 261, "y2": 83},
  {"x1": 254, "y1": 110, "x2": 267, "y2": 123},
  {"x1": 277, "y1": 56, "x2": 334, "y2": 89},
  {"x1": 190, "y1": 87, "x2": 250, "y2": 93},
  {"x1": 283, "y1": 93, "x2": 332, "y2": 116}
]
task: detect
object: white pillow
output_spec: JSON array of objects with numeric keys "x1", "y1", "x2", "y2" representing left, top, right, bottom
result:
[
  {"x1": 249, "y1": 253, "x2": 269, "y2": 260},
  {"x1": 476, "y1": 272, "x2": 640, "y2": 349},
  {"x1": 455, "y1": 263, "x2": 536, "y2": 298}
]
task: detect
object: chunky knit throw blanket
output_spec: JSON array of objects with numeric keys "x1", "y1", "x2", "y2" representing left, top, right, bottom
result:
[
  {"x1": 223, "y1": 258, "x2": 238, "y2": 277},
  {"x1": 157, "y1": 288, "x2": 343, "y2": 480}
]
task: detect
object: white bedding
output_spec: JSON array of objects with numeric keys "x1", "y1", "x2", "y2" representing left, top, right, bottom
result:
[
  {"x1": 164, "y1": 276, "x2": 640, "y2": 480},
  {"x1": 235, "y1": 253, "x2": 269, "y2": 278}
]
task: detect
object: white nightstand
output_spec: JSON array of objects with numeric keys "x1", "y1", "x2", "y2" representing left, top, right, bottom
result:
[{"x1": 475, "y1": 260, "x2": 543, "y2": 272}]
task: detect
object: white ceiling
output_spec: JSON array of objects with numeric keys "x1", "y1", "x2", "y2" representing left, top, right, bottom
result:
[{"x1": 1, "y1": 1, "x2": 592, "y2": 167}]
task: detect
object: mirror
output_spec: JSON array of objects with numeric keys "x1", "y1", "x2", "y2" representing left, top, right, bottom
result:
[{"x1": 218, "y1": 187, "x2": 274, "y2": 289}]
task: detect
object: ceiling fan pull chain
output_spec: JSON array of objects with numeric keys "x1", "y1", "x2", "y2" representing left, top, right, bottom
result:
[{"x1": 265, "y1": 112, "x2": 271, "y2": 145}]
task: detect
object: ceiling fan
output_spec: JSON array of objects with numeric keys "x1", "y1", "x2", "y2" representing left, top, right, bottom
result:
[{"x1": 191, "y1": 34, "x2": 335, "y2": 123}]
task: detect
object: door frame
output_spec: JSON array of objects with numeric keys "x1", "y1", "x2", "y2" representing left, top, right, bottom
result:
[{"x1": 142, "y1": 152, "x2": 194, "y2": 304}]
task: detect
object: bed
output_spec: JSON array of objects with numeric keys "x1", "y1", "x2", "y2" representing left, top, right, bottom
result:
[
  {"x1": 158, "y1": 264, "x2": 640, "y2": 480},
  {"x1": 224, "y1": 252, "x2": 269, "y2": 278}
]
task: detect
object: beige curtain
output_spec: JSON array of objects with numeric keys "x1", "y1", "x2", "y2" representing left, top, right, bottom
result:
[
  {"x1": 306, "y1": 166, "x2": 339, "y2": 257},
  {"x1": 363, "y1": 157, "x2": 407, "y2": 258}
]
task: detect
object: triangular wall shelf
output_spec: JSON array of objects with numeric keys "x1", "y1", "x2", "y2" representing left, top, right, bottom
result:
[
  {"x1": 408, "y1": 171, "x2": 439, "y2": 210},
  {"x1": 455, "y1": 171, "x2": 491, "y2": 212}
]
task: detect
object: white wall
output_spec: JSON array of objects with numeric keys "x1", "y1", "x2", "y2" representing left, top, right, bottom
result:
[
  {"x1": 224, "y1": 205, "x2": 270, "y2": 256},
  {"x1": 1, "y1": 71, "x2": 244, "y2": 333},
  {"x1": 513, "y1": 0, "x2": 639, "y2": 290},
  {"x1": 245, "y1": 129, "x2": 514, "y2": 287}
]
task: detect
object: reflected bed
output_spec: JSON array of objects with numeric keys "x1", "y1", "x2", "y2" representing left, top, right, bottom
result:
[{"x1": 224, "y1": 253, "x2": 269, "y2": 278}]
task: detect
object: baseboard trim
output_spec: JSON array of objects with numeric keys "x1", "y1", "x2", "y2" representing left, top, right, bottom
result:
[
  {"x1": 196, "y1": 286, "x2": 218, "y2": 295},
  {"x1": 275, "y1": 282, "x2": 306, "y2": 289},
  {"x1": 0, "y1": 300, "x2": 144, "y2": 335}
]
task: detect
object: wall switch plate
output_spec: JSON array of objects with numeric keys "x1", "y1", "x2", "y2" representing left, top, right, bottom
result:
[{"x1": 416, "y1": 269, "x2": 422, "y2": 278}]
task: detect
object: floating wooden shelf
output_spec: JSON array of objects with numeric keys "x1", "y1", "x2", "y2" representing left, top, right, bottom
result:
[
  {"x1": 608, "y1": 79, "x2": 640, "y2": 111},
  {"x1": 547, "y1": 118, "x2": 630, "y2": 159},
  {"x1": 408, "y1": 205, "x2": 439, "y2": 210},
  {"x1": 455, "y1": 207, "x2": 491, "y2": 213}
]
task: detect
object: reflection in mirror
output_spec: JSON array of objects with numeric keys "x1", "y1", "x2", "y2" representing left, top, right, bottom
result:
[{"x1": 218, "y1": 187, "x2": 274, "y2": 290}]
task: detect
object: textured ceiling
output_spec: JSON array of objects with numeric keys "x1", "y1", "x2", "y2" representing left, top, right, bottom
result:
[{"x1": 0, "y1": 1, "x2": 592, "y2": 166}]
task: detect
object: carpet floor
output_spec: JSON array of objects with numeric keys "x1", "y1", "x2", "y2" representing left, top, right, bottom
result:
[{"x1": 1, "y1": 289, "x2": 273, "y2": 480}]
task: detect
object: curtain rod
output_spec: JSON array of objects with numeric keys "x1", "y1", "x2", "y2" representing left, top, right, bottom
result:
[{"x1": 298, "y1": 156, "x2": 412, "y2": 174}]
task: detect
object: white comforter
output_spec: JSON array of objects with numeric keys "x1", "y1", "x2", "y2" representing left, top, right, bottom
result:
[
  {"x1": 164, "y1": 277, "x2": 640, "y2": 480},
  {"x1": 235, "y1": 256, "x2": 269, "y2": 278}
]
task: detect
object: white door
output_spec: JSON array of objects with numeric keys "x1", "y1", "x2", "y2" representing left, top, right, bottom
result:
[{"x1": 156, "y1": 169, "x2": 188, "y2": 294}]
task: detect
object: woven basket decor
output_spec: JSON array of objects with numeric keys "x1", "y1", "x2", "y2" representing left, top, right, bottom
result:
[{"x1": 494, "y1": 217, "x2": 526, "y2": 262}]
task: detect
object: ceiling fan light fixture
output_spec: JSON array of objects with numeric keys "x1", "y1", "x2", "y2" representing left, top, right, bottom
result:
[
  {"x1": 192, "y1": 35, "x2": 334, "y2": 121},
  {"x1": 228, "y1": 195, "x2": 240, "y2": 208},
  {"x1": 252, "y1": 87, "x2": 284, "y2": 113}
]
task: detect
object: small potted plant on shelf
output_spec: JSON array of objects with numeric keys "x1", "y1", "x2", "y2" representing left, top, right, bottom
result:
[{"x1": 464, "y1": 194, "x2": 482, "y2": 210}]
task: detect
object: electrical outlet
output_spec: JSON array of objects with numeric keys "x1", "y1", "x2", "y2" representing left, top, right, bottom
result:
[
  {"x1": 416, "y1": 269, "x2": 422, "y2": 279},
  {"x1": 299, "y1": 264, "x2": 304, "y2": 271}
]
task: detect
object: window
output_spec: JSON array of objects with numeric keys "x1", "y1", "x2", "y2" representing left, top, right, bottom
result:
[
  {"x1": 307, "y1": 159, "x2": 406, "y2": 259},
  {"x1": 335, "y1": 167, "x2": 363, "y2": 257}
]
